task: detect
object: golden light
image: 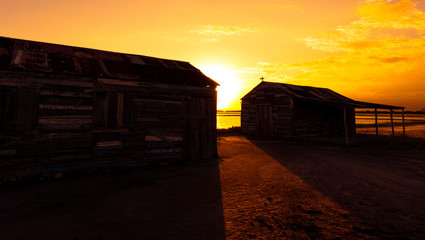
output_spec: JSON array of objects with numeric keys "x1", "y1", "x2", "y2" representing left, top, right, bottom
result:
[{"x1": 199, "y1": 64, "x2": 241, "y2": 110}]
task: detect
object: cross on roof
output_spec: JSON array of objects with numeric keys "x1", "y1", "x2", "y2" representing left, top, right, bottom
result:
[{"x1": 260, "y1": 77, "x2": 264, "y2": 81}]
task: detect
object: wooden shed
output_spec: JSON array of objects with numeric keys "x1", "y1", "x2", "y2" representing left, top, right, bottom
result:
[
  {"x1": 241, "y1": 81, "x2": 404, "y2": 142},
  {"x1": 0, "y1": 36, "x2": 218, "y2": 178}
]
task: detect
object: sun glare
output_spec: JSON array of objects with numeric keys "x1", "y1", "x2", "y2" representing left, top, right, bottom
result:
[{"x1": 199, "y1": 64, "x2": 241, "y2": 110}]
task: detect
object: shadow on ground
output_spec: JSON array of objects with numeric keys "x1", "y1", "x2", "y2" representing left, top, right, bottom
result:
[
  {"x1": 0, "y1": 162, "x2": 225, "y2": 240},
  {"x1": 248, "y1": 136, "x2": 425, "y2": 239}
]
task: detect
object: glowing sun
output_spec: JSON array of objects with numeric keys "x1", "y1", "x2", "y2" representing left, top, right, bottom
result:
[{"x1": 199, "y1": 64, "x2": 241, "y2": 110}]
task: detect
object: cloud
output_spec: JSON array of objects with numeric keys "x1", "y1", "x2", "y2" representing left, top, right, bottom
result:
[
  {"x1": 368, "y1": 56, "x2": 408, "y2": 63},
  {"x1": 191, "y1": 25, "x2": 259, "y2": 42},
  {"x1": 244, "y1": 0, "x2": 425, "y2": 110},
  {"x1": 301, "y1": 0, "x2": 425, "y2": 52},
  {"x1": 357, "y1": 0, "x2": 425, "y2": 31}
]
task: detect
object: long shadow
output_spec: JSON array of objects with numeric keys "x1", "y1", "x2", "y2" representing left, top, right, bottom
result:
[
  {"x1": 248, "y1": 137, "x2": 425, "y2": 239},
  {"x1": 0, "y1": 162, "x2": 226, "y2": 240}
]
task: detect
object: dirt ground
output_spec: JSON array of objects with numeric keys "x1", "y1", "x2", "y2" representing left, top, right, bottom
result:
[{"x1": 1, "y1": 134, "x2": 425, "y2": 239}]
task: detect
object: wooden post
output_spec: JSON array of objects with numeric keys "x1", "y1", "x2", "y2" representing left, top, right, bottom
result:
[
  {"x1": 390, "y1": 109, "x2": 394, "y2": 136},
  {"x1": 375, "y1": 108, "x2": 378, "y2": 136},
  {"x1": 117, "y1": 93, "x2": 124, "y2": 128},
  {"x1": 344, "y1": 107, "x2": 349, "y2": 145},
  {"x1": 402, "y1": 108, "x2": 405, "y2": 136}
]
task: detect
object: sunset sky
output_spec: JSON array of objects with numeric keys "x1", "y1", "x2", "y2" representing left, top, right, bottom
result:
[{"x1": 1, "y1": 0, "x2": 425, "y2": 110}]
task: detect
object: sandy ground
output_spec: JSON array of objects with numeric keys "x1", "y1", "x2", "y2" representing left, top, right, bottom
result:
[{"x1": 1, "y1": 134, "x2": 425, "y2": 239}]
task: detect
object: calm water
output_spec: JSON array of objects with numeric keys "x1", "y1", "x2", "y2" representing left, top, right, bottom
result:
[
  {"x1": 217, "y1": 111, "x2": 240, "y2": 129},
  {"x1": 217, "y1": 112, "x2": 425, "y2": 138}
]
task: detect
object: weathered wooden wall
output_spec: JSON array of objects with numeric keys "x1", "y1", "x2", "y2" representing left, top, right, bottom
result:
[
  {"x1": 241, "y1": 101, "x2": 256, "y2": 135},
  {"x1": 0, "y1": 71, "x2": 217, "y2": 179},
  {"x1": 241, "y1": 84, "x2": 292, "y2": 137},
  {"x1": 292, "y1": 100, "x2": 356, "y2": 137},
  {"x1": 241, "y1": 86, "x2": 356, "y2": 138},
  {"x1": 242, "y1": 95, "x2": 292, "y2": 137}
]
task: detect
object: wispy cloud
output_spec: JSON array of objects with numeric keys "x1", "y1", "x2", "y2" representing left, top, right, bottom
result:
[
  {"x1": 191, "y1": 25, "x2": 259, "y2": 42},
  {"x1": 301, "y1": 0, "x2": 425, "y2": 52},
  {"x1": 242, "y1": 0, "x2": 425, "y2": 110}
]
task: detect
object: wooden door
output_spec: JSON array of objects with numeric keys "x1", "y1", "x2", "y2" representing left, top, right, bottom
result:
[
  {"x1": 257, "y1": 105, "x2": 271, "y2": 136},
  {"x1": 184, "y1": 97, "x2": 216, "y2": 161}
]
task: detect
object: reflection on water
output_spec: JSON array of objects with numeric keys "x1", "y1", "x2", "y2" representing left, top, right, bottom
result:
[
  {"x1": 217, "y1": 112, "x2": 425, "y2": 138},
  {"x1": 217, "y1": 115, "x2": 240, "y2": 129},
  {"x1": 357, "y1": 125, "x2": 425, "y2": 138},
  {"x1": 356, "y1": 113, "x2": 425, "y2": 126}
]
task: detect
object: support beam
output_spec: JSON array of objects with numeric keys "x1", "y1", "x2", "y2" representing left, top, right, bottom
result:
[
  {"x1": 344, "y1": 107, "x2": 349, "y2": 145},
  {"x1": 390, "y1": 109, "x2": 394, "y2": 136},
  {"x1": 402, "y1": 108, "x2": 405, "y2": 136},
  {"x1": 117, "y1": 93, "x2": 124, "y2": 128},
  {"x1": 375, "y1": 108, "x2": 378, "y2": 136}
]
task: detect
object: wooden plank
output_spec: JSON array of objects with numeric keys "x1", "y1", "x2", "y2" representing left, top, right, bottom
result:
[
  {"x1": 0, "y1": 80, "x2": 41, "y2": 88},
  {"x1": 117, "y1": 93, "x2": 124, "y2": 128},
  {"x1": 0, "y1": 70, "x2": 94, "y2": 86},
  {"x1": 39, "y1": 104, "x2": 93, "y2": 110},
  {"x1": 257, "y1": 104, "x2": 272, "y2": 136},
  {"x1": 38, "y1": 117, "x2": 92, "y2": 125},
  {"x1": 133, "y1": 98, "x2": 183, "y2": 105},
  {"x1": 39, "y1": 89, "x2": 92, "y2": 98},
  {"x1": 39, "y1": 115, "x2": 92, "y2": 119},
  {"x1": 91, "y1": 128, "x2": 129, "y2": 133},
  {"x1": 39, "y1": 96, "x2": 91, "y2": 106},
  {"x1": 39, "y1": 109, "x2": 93, "y2": 116},
  {"x1": 13, "y1": 50, "x2": 23, "y2": 65},
  {"x1": 38, "y1": 124, "x2": 85, "y2": 130},
  {"x1": 0, "y1": 149, "x2": 16, "y2": 156},
  {"x1": 97, "y1": 78, "x2": 139, "y2": 86},
  {"x1": 16, "y1": 88, "x2": 36, "y2": 131},
  {"x1": 39, "y1": 132, "x2": 93, "y2": 140},
  {"x1": 38, "y1": 78, "x2": 94, "y2": 87},
  {"x1": 95, "y1": 141, "x2": 123, "y2": 151},
  {"x1": 107, "y1": 92, "x2": 118, "y2": 128},
  {"x1": 49, "y1": 153, "x2": 92, "y2": 162}
]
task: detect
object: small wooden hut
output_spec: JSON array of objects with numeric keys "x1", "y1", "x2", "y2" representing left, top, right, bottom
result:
[
  {"x1": 241, "y1": 81, "x2": 404, "y2": 142},
  {"x1": 0, "y1": 36, "x2": 218, "y2": 178}
]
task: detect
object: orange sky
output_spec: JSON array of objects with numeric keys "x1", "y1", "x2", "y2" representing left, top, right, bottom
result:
[{"x1": 1, "y1": 0, "x2": 425, "y2": 110}]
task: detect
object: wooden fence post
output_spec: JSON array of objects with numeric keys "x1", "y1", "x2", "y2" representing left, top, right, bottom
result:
[
  {"x1": 390, "y1": 109, "x2": 394, "y2": 136},
  {"x1": 402, "y1": 108, "x2": 405, "y2": 136},
  {"x1": 375, "y1": 108, "x2": 378, "y2": 136}
]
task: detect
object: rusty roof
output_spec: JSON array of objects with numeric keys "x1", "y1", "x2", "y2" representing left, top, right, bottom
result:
[
  {"x1": 0, "y1": 36, "x2": 218, "y2": 87},
  {"x1": 242, "y1": 81, "x2": 404, "y2": 109}
]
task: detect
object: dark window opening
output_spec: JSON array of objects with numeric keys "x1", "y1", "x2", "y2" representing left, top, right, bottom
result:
[
  {"x1": 94, "y1": 92, "x2": 134, "y2": 130},
  {"x1": 0, "y1": 87, "x2": 37, "y2": 132}
]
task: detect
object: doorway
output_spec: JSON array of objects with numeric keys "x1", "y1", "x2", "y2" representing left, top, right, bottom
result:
[{"x1": 257, "y1": 105, "x2": 271, "y2": 136}]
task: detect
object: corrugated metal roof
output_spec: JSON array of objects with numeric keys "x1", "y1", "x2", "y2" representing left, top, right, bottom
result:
[
  {"x1": 242, "y1": 81, "x2": 403, "y2": 109},
  {"x1": 0, "y1": 36, "x2": 218, "y2": 87}
]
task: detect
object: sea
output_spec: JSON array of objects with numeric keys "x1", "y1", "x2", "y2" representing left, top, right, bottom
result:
[{"x1": 217, "y1": 111, "x2": 425, "y2": 138}]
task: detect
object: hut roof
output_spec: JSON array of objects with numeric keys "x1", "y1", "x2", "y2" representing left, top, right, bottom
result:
[
  {"x1": 242, "y1": 81, "x2": 403, "y2": 109},
  {"x1": 0, "y1": 36, "x2": 218, "y2": 87}
]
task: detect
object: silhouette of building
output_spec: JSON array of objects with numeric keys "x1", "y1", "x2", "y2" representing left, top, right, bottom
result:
[
  {"x1": 0, "y1": 36, "x2": 218, "y2": 178},
  {"x1": 241, "y1": 81, "x2": 404, "y2": 142}
]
